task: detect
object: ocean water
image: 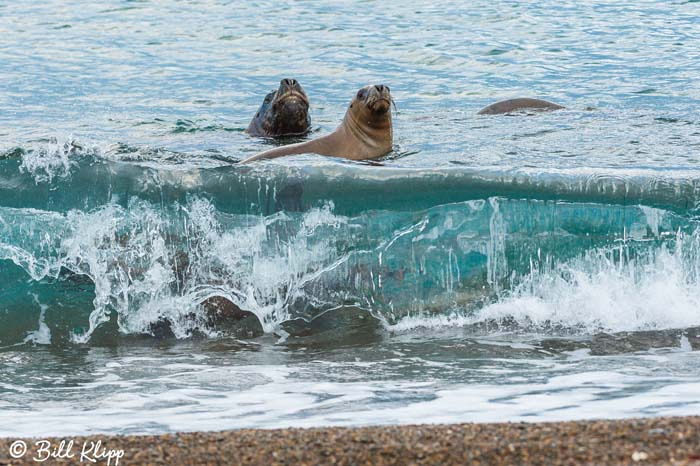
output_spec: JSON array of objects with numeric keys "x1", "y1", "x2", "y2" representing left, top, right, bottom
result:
[{"x1": 2, "y1": 0, "x2": 700, "y2": 436}]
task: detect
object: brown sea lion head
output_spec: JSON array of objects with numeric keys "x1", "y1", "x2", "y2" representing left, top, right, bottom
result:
[
  {"x1": 349, "y1": 84, "x2": 393, "y2": 128},
  {"x1": 248, "y1": 78, "x2": 311, "y2": 137}
]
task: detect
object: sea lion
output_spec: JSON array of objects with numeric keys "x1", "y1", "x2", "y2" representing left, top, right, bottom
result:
[
  {"x1": 246, "y1": 78, "x2": 311, "y2": 137},
  {"x1": 477, "y1": 98, "x2": 564, "y2": 115},
  {"x1": 241, "y1": 84, "x2": 393, "y2": 164}
]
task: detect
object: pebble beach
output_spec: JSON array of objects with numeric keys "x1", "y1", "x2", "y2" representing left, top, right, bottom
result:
[{"x1": 3, "y1": 416, "x2": 700, "y2": 465}]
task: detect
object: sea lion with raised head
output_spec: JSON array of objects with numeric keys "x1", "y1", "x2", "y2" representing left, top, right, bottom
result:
[
  {"x1": 477, "y1": 98, "x2": 564, "y2": 115},
  {"x1": 241, "y1": 84, "x2": 393, "y2": 163},
  {"x1": 246, "y1": 78, "x2": 311, "y2": 137}
]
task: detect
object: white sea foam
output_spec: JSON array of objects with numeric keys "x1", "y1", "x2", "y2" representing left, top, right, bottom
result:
[
  {"x1": 477, "y1": 240, "x2": 700, "y2": 333},
  {"x1": 390, "y1": 228, "x2": 700, "y2": 334},
  {"x1": 3, "y1": 349, "x2": 700, "y2": 437},
  {"x1": 23, "y1": 296, "x2": 51, "y2": 345},
  {"x1": 0, "y1": 198, "x2": 358, "y2": 340},
  {"x1": 18, "y1": 136, "x2": 92, "y2": 183}
]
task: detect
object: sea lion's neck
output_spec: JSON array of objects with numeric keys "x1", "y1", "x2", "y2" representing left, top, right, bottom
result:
[{"x1": 341, "y1": 109, "x2": 392, "y2": 155}]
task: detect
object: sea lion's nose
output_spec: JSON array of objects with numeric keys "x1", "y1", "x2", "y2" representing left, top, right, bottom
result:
[
  {"x1": 281, "y1": 78, "x2": 298, "y2": 87},
  {"x1": 374, "y1": 85, "x2": 385, "y2": 93}
]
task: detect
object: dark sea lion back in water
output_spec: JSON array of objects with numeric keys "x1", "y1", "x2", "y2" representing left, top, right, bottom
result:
[
  {"x1": 477, "y1": 98, "x2": 564, "y2": 115},
  {"x1": 241, "y1": 84, "x2": 393, "y2": 163},
  {"x1": 246, "y1": 78, "x2": 311, "y2": 137}
]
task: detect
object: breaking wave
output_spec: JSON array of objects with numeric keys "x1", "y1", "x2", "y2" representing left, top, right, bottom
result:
[{"x1": 2, "y1": 140, "x2": 700, "y2": 346}]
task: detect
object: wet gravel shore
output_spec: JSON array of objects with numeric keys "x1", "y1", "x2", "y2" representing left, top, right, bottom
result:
[{"x1": 2, "y1": 416, "x2": 700, "y2": 465}]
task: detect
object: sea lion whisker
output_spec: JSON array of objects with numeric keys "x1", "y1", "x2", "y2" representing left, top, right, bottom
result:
[{"x1": 390, "y1": 97, "x2": 398, "y2": 113}]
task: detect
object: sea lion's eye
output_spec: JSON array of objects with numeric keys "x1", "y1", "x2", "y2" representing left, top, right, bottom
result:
[{"x1": 357, "y1": 89, "x2": 367, "y2": 99}]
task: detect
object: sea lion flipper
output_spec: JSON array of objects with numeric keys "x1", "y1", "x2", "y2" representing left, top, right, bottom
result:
[
  {"x1": 477, "y1": 98, "x2": 564, "y2": 115},
  {"x1": 240, "y1": 139, "x2": 320, "y2": 164}
]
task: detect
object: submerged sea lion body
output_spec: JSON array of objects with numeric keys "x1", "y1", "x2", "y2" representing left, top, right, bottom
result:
[
  {"x1": 478, "y1": 98, "x2": 564, "y2": 115},
  {"x1": 246, "y1": 78, "x2": 311, "y2": 137},
  {"x1": 241, "y1": 84, "x2": 393, "y2": 163}
]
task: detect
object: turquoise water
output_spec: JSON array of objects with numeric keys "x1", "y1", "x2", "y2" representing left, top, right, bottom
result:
[{"x1": 2, "y1": 0, "x2": 700, "y2": 436}]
